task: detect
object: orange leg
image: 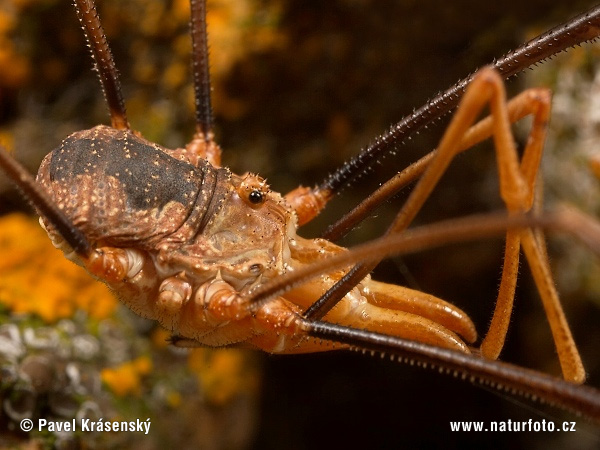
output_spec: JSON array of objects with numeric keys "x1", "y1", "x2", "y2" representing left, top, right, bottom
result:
[
  {"x1": 480, "y1": 83, "x2": 551, "y2": 360},
  {"x1": 185, "y1": 133, "x2": 223, "y2": 167},
  {"x1": 382, "y1": 67, "x2": 583, "y2": 382},
  {"x1": 284, "y1": 185, "x2": 331, "y2": 226}
]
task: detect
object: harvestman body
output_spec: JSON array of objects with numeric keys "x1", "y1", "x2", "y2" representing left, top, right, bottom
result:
[{"x1": 1, "y1": 0, "x2": 600, "y2": 420}]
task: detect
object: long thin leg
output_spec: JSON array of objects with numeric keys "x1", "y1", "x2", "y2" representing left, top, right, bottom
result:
[
  {"x1": 480, "y1": 86, "x2": 551, "y2": 360},
  {"x1": 190, "y1": 0, "x2": 214, "y2": 141},
  {"x1": 73, "y1": 0, "x2": 129, "y2": 130},
  {"x1": 0, "y1": 145, "x2": 91, "y2": 256},
  {"x1": 304, "y1": 320, "x2": 600, "y2": 421},
  {"x1": 520, "y1": 229, "x2": 586, "y2": 382},
  {"x1": 185, "y1": 0, "x2": 223, "y2": 167}
]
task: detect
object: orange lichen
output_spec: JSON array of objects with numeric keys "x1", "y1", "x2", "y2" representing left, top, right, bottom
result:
[
  {"x1": 150, "y1": 327, "x2": 171, "y2": 349},
  {"x1": 101, "y1": 356, "x2": 153, "y2": 397},
  {"x1": 590, "y1": 154, "x2": 600, "y2": 180},
  {"x1": 0, "y1": 131, "x2": 14, "y2": 153},
  {"x1": 188, "y1": 348, "x2": 259, "y2": 406},
  {"x1": 0, "y1": 213, "x2": 117, "y2": 322},
  {"x1": 166, "y1": 390, "x2": 182, "y2": 408}
]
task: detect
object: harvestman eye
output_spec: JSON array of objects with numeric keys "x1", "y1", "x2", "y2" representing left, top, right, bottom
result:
[{"x1": 248, "y1": 189, "x2": 264, "y2": 205}]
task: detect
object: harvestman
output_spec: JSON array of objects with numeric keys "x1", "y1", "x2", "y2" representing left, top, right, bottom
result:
[{"x1": 1, "y1": 0, "x2": 600, "y2": 420}]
